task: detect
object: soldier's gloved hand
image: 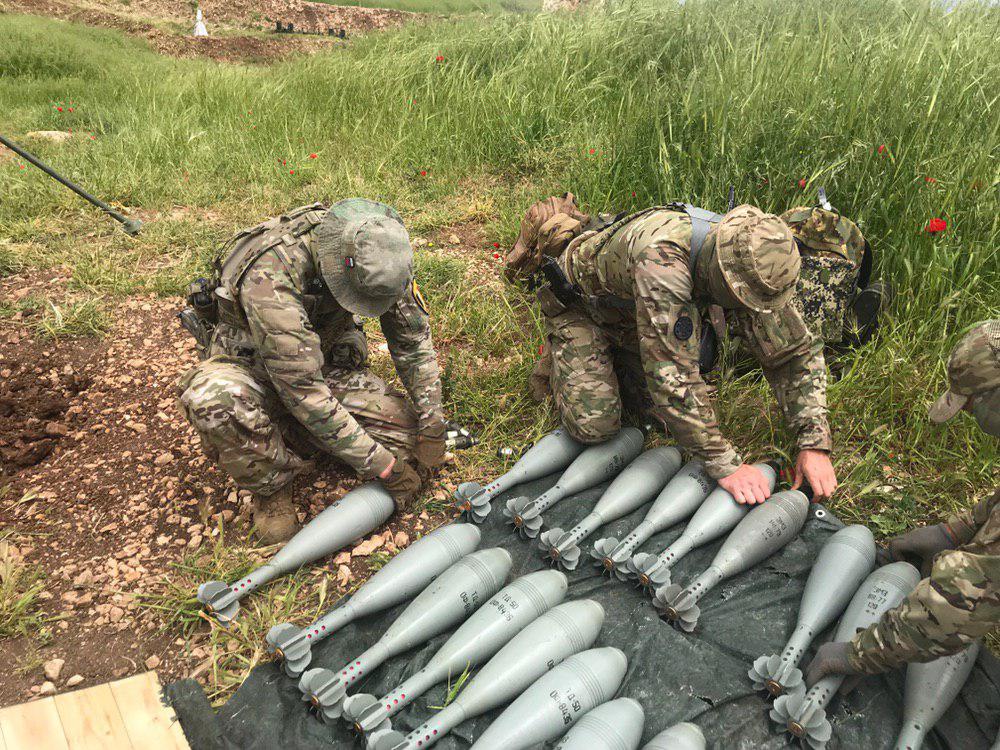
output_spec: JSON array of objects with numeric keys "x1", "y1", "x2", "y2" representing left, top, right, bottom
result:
[
  {"x1": 878, "y1": 524, "x2": 957, "y2": 574},
  {"x1": 414, "y1": 420, "x2": 449, "y2": 469},
  {"x1": 805, "y1": 641, "x2": 859, "y2": 687},
  {"x1": 381, "y1": 458, "x2": 422, "y2": 511}
]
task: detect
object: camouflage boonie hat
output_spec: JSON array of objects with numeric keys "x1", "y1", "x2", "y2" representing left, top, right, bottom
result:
[
  {"x1": 780, "y1": 206, "x2": 866, "y2": 266},
  {"x1": 929, "y1": 320, "x2": 1000, "y2": 423},
  {"x1": 715, "y1": 205, "x2": 801, "y2": 313},
  {"x1": 314, "y1": 198, "x2": 412, "y2": 317}
]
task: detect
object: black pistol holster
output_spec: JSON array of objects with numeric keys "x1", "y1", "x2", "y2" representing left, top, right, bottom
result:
[{"x1": 178, "y1": 277, "x2": 219, "y2": 359}]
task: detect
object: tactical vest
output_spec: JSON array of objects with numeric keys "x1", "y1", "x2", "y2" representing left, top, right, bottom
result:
[
  {"x1": 548, "y1": 203, "x2": 723, "y2": 312},
  {"x1": 215, "y1": 203, "x2": 328, "y2": 322}
]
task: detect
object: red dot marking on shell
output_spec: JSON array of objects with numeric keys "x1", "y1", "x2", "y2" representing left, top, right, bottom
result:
[
  {"x1": 386, "y1": 704, "x2": 391, "y2": 710},
  {"x1": 240, "y1": 584, "x2": 246, "y2": 588},
  {"x1": 401, "y1": 694, "x2": 406, "y2": 699},
  {"x1": 433, "y1": 730, "x2": 438, "y2": 735},
  {"x1": 314, "y1": 629, "x2": 319, "y2": 634},
  {"x1": 247, "y1": 579, "x2": 252, "y2": 583},
  {"x1": 356, "y1": 661, "x2": 361, "y2": 665},
  {"x1": 393, "y1": 699, "x2": 398, "y2": 705},
  {"x1": 321, "y1": 625, "x2": 326, "y2": 630},
  {"x1": 231, "y1": 587, "x2": 238, "y2": 592},
  {"x1": 307, "y1": 634, "x2": 312, "y2": 639}
]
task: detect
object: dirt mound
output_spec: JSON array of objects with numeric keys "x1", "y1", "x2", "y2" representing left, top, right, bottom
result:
[
  {"x1": 4, "y1": 0, "x2": 414, "y2": 63},
  {"x1": 0, "y1": 360, "x2": 91, "y2": 473}
]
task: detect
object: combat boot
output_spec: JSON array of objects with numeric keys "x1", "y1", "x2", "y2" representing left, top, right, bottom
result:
[{"x1": 251, "y1": 485, "x2": 300, "y2": 545}]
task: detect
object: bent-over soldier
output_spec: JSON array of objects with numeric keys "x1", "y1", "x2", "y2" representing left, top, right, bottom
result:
[
  {"x1": 807, "y1": 320, "x2": 1000, "y2": 682},
  {"x1": 506, "y1": 193, "x2": 838, "y2": 503},
  {"x1": 177, "y1": 199, "x2": 448, "y2": 543}
]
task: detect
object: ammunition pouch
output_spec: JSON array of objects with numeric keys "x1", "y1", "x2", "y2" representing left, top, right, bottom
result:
[
  {"x1": 178, "y1": 277, "x2": 220, "y2": 359},
  {"x1": 539, "y1": 256, "x2": 581, "y2": 308}
]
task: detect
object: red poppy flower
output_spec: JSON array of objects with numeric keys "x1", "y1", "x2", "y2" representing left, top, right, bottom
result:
[
  {"x1": 420, "y1": 170, "x2": 427, "y2": 177},
  {"x1": 926, "y1": 218, "x2": 947, "y2": 234},
  {"x1": 492, "y1": 242, "x2": 500, "y2": 248},
  {"x1": 281, "y1": 159, "x2": 286, "y2": 165},
  {"x1": 924, "y1": 176, "x2": 936, "y2": 184},
  {"x1": 435, "y1": 55, "x2": 444, "y2": 62},
  {"x1": 492, "y1": 253, "x2": 501, "y2": 259},
  {"x1": 588, "y1": 148, "x2": 595, "y2": 155},
  {"x1": 798, "y1": 178, "x2": 807, "y2": 188},
  {"x1": 631, "y1": 191, "x2": 636, "y2": 197},
  {"x1": 309, "y1": 153, "x2": 317, "y2": 159},
  {"x1": 877, "y1": 144, "x2": 887, "y2": 155},
  {"x1": 538, "y1": 344, "x2": 544, "y2": 356},
  {"x1": 68, "y1": 107, "x2": 74, "y2": 112},
  {"x1": 289, "y1": 169, "x2": 295, "y2": 175},
  {"x1": 56, "y1": 106, "x2": 63, "y2": 112}
]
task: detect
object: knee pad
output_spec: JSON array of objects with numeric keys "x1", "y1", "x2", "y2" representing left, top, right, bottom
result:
[{"x1": 561, "y1": 410, "x2": 621, "y2": 445}]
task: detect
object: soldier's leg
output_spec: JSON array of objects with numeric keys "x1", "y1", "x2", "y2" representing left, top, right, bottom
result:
[
  {"x1": 613, "y1": 344, "x2": 657, "y2": 429},
  {"x1": 325, "y1": 367, "x2": 418, "y2": 461},
  {"x1": 544, "y1": 305, "x2": 622, "y2": 444},
  {"x1": 177, "y1": 357, "x2": 311, "y2": 495}
]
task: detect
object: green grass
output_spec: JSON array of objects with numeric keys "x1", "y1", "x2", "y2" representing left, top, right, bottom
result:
[{"x1": 0, "y1": 539, "x2": 49, "y2": 640}]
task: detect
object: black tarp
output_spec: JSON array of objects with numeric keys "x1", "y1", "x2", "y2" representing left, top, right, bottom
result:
[{"x1": 168, "y1": 473, "x2": 1000, "y2": 749}]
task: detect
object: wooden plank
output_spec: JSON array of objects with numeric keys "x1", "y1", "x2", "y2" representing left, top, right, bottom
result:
[
  {"x1": 109, "y1": 673, "x2": 189, "y2": 750},
  {"x1": 0, "y1": 697, "x2": 70, "y2": 750},
  {"x1": 53, "y1": 683, "x2": 132, "y2": 750}
]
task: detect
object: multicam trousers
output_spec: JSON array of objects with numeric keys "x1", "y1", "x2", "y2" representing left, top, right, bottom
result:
[{"x1": 177, "y1": 357, "x2": 417, "y2": 496}]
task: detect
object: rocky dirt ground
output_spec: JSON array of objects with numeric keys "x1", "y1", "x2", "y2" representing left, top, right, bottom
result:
[
  {"x1": 0, "y1": 266, "x2": 470, "y2": 707},
  {"x1": 2, "y1": 0, "x2": 415, "y2": 62}
]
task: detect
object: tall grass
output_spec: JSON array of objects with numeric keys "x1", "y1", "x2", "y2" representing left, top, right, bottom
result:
[{"x1": 0, "y1": 0, "x2": 997, "y2": 525}]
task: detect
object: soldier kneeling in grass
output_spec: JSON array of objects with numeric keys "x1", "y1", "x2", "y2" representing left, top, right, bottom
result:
[{"x1": 176, "y1": 199, "x2": 449, "y2": 544}]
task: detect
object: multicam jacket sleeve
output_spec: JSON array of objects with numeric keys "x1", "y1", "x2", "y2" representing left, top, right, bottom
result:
[
  {"x1": 733, "y1": 304, "x2": 833, "y2": 453},
  {"x1": 240, "y1": 251, "x2": 395, "y2": 478},
  {"x1": 849, "y1": 487, "x2": 1000, "y2": 673},
  {"x1": 632, "y1": 228, "x2": 743, "y2": 479},
  {"x1": 379, "y1": 285, "x2": 446, "y2": 428}
]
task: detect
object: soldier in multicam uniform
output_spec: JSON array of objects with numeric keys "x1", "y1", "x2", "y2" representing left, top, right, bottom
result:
[
  {"x1": 177, "y1": 199, "x2": 448, "y2": 544},
  {"x1": 807, "y1": 320, "x2": 1000, "y2": 682},
  {"x1": 506, "y1": 194, "x2": 839, "y2": 503}
]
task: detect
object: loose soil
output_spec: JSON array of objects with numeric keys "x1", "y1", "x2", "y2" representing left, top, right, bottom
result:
[
  {"x1": 0, "y1": 266, "x2": 468, "y2": 708},
  {"x1": 3, "y1": 0, "x2": 415, "y2": 63}
]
